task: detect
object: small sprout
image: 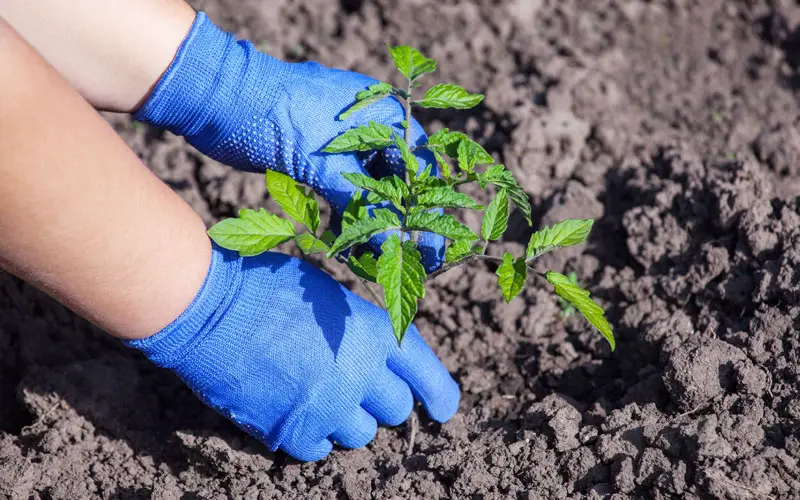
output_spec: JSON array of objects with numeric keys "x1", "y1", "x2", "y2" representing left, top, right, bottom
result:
[{"x1": 208, "y1": 45, "x2": 615, "y2": 351}]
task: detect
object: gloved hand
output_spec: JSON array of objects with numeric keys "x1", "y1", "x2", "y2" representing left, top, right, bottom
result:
[
  {"x1": 135, "y1": 12, "x2": 445, "y2": 271},
  {"x1": 125, "y1": 245, "x2": 460, "y2": 461}
]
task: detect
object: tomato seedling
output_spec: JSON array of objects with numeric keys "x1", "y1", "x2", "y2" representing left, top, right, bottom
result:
[{"x1": 208, "y1": 46, "x2": 615, "y2": 350}]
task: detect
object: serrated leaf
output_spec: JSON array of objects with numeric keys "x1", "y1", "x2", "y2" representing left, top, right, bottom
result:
[
  {"x1": 432, "y1": 150, "x2": 452, "y2": 179},
  {"x1": 208, "y1": 208, "x2": 295, "y2": 257},
  {"x1": 342, "y1": 173, "x2": 408, "y2": 209},
  {"x1": 322, "y1": 121, "x2": 394, "y2": 153},
  {"x1": 427, "y1": 129, "x2": 468, "y2": 157},
  {"x1": 342, "y1": 193, "x2": 369, "y2": 230},
  {"x1": 265, "y1": 170, "x2": 320, "y2": 232},
  {"x1": 457, "y1": 138, "x2": 494, "y2": 173},
  {"x1": 377, "y1": 235, "x2": 427, "y2": 345},
  {"x1": 406, "y1": 211, "x2": 478, "y2": 240},
  {"x1": 526, "y1": 219, "x2": 594, "y2": 260},
  {"x1": 327, "y1": 209, "x2": 401, "y2": 257},
  {"x1": 393, "y1": 134, "x2": 419, "y2": 179},
  {"x1": 416, "y1": 83, "x2": 485, "y2": 109},
  {"x1": 416, "y1": 186, "x2": 483, "y2": 210},
  {"x1": 294, "y1": 233, "x2": 329, "y2": 254},
  {"x1": 478, "y1": 165, "x2": 532, "y2": 225},
  {"x1": 558, "y1": 272, "x2": 578, "y2": 317},
  {"x1": 415, "y1": 163, "x2": 433, "y2": 184},
  {"x1": 445, "y1": 239, "x2": 480, "y2": 264},
  {"x1": 388, "y1": 45, "x2": 437, "y2": 81},
  {"x1": 348, "y1": 252, "x2": 379, "y2": 283},
  {"x1": 496, "y1": 253, "x2": 527, "y2": 303},
  {"x1": 339, "y1": 83, "x2": 395, "y2": 120},
  {"x1": 481, "y1": 188, "x2": 509, "y2": 241},
  {"x1": 546, "y1": 271, "x2": 615, "y2": 351}
]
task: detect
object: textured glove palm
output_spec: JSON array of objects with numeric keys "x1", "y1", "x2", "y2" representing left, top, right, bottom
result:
[
  {"x1": 126, "y1": 246, "x2": 460, "y2": 461},
  {"x1": 135, "y1": 12, "x2": 445, "y2": 270}
]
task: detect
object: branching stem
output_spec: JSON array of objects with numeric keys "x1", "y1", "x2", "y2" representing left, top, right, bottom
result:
[{"x1": 425, "y1": 254, "x2": 503, "y2": 280}]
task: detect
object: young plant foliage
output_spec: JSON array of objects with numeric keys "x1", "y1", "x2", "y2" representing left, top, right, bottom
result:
[
  {"x1": 497, "y1": 253, "x2": 527, "y2": 303},
  {"x1": 339, "y1": 83, "x2": 395, "y2": 120},
  {"x1": 208, "y1": 208, "x2": 295, "y2": 257},
  {"x1": 208, "y1": 44, "x2": 616, "y2": 352},
  {"x1": 377, "y1": 235, "x2": 426, "y2": 344},
  {"x1": 547, "y1": 272, "x2": 615, "y2": 351},
  {"x1": 416, "y1": 84, "x2": 484, "y2": 109}
]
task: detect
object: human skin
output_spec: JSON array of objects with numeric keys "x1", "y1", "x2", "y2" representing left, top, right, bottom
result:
[
  {"x1": 0, "y1": 18, "x2": 211, "y2": 340},
  {"x1": 0, "y1": 0, "x2": 196, "y2": 112}
]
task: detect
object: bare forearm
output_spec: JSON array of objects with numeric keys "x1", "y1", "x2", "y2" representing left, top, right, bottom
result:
[
  {"x1": 0, "y1": 0, "x2": 195, "y2": 112},
  {"x1": 0, "y1": 19, "x2": 210, "y2": 339}
]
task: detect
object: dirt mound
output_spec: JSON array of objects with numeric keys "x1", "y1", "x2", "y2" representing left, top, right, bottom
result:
[{"x1": 2, "y1": 0, "x2": 800, "y2": 498}]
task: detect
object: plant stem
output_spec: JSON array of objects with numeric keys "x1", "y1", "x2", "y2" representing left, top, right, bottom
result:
[
  {"x1": 425, "y1": 254, "x2": 504, "y2": 281},
  {"x1": 335, "y1": 254, "x2": 386, "y2": 308},
  {"x1": 425, "y1": 253, "x2": 547, "y2": 283},
  {"x1": 405, "y1": 81, "x2": 413, "y2": 151},
  {"x1": 359, "y1": 277, "x2": 386, "y2": 308}
]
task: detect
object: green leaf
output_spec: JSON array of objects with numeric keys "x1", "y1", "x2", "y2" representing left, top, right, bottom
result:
[
  {"x1": 481, "y1": 188, "x2": 509, "y2": 241},
  {"x1": 342, "y1": 172, "x2": 408, "y2": 209},
  {"x1": 415, "y1": 163, "x2": 433, "y2": 184},
  {"x1": 322, "y1": 121, "x2": 394, "y2": 153},
  {"x1": 416, "y1": 83, "x2": 485, "y2": 109},
  {"x1": 457, "y1": 138, "x2": 494, "y2": 173},
  {"x1": 265, "y1": 170, "x2": 320, "y2": 232},
  {"x1": 208, "y1": 208, "x2": 295, "y2": 257},
  {"x1": 478, "y1": 165, "x2": 532, "y2": 225},
  {"x1": 294, "y1": 233, "x2": 329, "y2": 254},
  {"x1": 342, "y1": 193, "x2": 369, "y2": 230},
  {"x1": 427, "y1": 129, "x2": 468, "y2": 158},
  {"x1": 388, "y1": 45, "x2": 437, "y2": 81},
  {"x1": 327, "y1": 209, "x2": 401, "y2": 257},
  {"x1": 320, "y1": 230, "x2": 337, "y2": 246},
  {"x1": 546, "y1": 271, "x2": 615, "y2": 351},
  {"x1": 339, "y1": 83, "x2": 395, "y2": 120},
  {"x1": 377, "y1": 235, "x2": 427, "y2": 345},
  {"x1": 526, "y1": 219, "x2": 594, "y2": 260},
  {"x1": 393, "y1": 134, "x2": 419, "y2": 179},
  {"x1": 558, "y1": 272, "x2": 578, "y2": 317},
  {"x1": 496, "y1": 253, "x2": 527, "y2": 303},
  {"x1": 348, "y1": 252, "x2": 379, "y2": 283},
  {"x1": 445, "y1": 239, "x2": 480, "y2": 264},
  {"x1": 416, "y1": 186, "x2": 483, "y2": 210},
  {"x1": 432, "y1": 150, "x2": 452, "y2": 179},
  {"x1": 406, "y1": 211, "x2": 478, "y2": 240}
]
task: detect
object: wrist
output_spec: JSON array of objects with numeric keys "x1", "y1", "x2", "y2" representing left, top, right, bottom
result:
[
  {"x1": 134, "y1": 12, "x2": 290, "y2": 150},
  {"x1": 124, "y1": 244, "x2": 241, "y2": 366}
]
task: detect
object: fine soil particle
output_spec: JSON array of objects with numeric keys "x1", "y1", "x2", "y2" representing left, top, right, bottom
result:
[{"x1": 3, "y1": 0, "x2": 800, "y2": 498}]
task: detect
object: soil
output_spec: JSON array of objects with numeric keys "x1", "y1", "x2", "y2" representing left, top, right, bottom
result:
[{"x1": 2, "y1": 0, "x2": 800, "y2": 498}]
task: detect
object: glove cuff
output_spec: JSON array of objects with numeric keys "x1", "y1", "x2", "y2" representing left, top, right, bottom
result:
[
  {"x1": 124, "y1": 243, "x2": 242, "y2": 367},
  {"x1": 134, "y1": 12, "x2": 289, "y2": 152}
]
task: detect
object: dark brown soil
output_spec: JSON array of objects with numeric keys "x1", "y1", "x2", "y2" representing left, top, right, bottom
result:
[{"x1": 3, "y1": 0, "x2": 800, "y2": 498}]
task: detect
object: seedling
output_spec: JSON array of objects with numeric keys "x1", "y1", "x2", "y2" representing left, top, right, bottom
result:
[{"x1": 208, "y1": 46, "x2": 615, "y2": 350}]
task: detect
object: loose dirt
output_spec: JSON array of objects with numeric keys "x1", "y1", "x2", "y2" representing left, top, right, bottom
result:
[{"x1": 2, "y1": 0, "x2": 800, "y2": 498}]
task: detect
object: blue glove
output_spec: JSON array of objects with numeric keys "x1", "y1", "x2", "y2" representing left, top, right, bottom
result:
[
  {"x1": 125, "y1": 245, "x2": 459, "y2": 461},
  {"x1": 135, "y1": 12, "x2": 445, "y2": 271}
]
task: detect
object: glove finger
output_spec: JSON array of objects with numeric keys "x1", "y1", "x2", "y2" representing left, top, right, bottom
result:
[
  {"x1": 280, "y1": 436, "x2": 334, "y2": 462},
  {"x1": 329, "y1": 408, "x2": 378, "y2": 449},
  {"x1": 362, "y1": 370, "x2": 414, "y2": 426},
  {"x1": 387, "y1": 324, "x2": 460, "y2": 423}
]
